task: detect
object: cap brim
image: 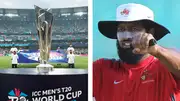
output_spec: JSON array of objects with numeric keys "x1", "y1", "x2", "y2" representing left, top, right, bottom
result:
[{"x1": 98, "y1": 19, "x2": 170, "y2": 40}]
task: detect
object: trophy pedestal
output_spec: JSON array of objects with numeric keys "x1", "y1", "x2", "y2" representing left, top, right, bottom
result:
[
  {"x1": 36, "y1": 64, "x2": 54, "y2": 74},
  {"x1": 0, "y1": 68, "x2": 88, "y2": 100}
]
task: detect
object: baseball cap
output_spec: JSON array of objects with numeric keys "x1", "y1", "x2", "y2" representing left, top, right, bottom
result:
[{"x1": 98, "y1": 3, "x2": 170, "y2": 40}]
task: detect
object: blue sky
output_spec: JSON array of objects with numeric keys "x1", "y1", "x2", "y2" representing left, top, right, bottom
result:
[{"x1": 93, "y1": 0, "x2": 180, "y2": 60}]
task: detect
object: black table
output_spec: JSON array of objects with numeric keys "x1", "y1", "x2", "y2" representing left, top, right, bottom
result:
[{"x1": 0, "y1": 68, "x2": 88, "y2": 101}]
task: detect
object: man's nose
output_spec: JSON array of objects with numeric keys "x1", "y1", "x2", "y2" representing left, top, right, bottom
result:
[{"x1": 123, "y1": 32, "x2": 133, "y2": 40}]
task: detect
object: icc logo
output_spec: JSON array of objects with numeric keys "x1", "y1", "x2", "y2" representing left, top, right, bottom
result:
[{"x1": 8, "y1": 88, "x2": 29, "y2": 101}]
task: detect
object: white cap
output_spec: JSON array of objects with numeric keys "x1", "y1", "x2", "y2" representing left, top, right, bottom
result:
[
  {"x1": 98, "y1": 3, "x2": 170, "y2": 40},
  {"x1": 116, "y1": 3, "x2": 154, "y2": 21}
]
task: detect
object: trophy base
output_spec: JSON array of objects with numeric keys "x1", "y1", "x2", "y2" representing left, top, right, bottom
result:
[{"x1": 36, "y1": 64, "x2": 54, "y2": 75}]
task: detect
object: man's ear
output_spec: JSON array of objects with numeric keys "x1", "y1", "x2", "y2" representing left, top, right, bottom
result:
[{"x1": 148, "y1": 28, "x2": 155, "y2": 35}]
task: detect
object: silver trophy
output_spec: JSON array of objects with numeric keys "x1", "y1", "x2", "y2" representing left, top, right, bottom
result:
[{"x1": 34, "y1": 5, "x2": 54, "y2": 74}]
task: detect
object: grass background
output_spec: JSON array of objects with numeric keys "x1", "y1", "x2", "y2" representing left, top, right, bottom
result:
[{"x1": 0, "y1": 56, "x2": 88, "y2": 69}]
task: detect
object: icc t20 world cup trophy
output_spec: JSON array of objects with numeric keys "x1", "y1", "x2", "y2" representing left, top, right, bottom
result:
[{"x1": 34, "y1": 5, "x2": 54, "y2": 74}]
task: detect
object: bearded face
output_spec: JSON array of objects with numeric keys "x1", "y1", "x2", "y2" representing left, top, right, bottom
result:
[
  {"x1": 116, "y1": 40, "x2": 144, "y2": 64},
  {"x1": 116, "y1": 22, "x2": 148, "y2": 64}
]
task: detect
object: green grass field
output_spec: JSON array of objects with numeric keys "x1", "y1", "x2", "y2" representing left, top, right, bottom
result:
[{"x1": 0, "y1": 56, "x2": 88, "y2": 69}]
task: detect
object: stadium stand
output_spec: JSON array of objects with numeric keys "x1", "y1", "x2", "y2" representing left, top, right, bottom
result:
[{"x1": 0, "y1": 7, "x2": 88, "y2": 56}]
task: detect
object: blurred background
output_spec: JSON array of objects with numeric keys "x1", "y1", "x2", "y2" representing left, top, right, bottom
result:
[
  {"x1": 93, "y1": 0, "x2": 180, "y2": 60},
  {"x1": 0, "y1": 0, "x2": 88, "y2": 68}
]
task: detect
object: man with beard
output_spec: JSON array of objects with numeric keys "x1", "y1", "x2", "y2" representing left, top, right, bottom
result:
[{"x1": 93, "y1": 3, "x2": 180, "y2": 101}]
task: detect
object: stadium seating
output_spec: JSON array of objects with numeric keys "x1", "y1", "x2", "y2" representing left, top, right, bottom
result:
[{"x1": 0, "y1": 7, "x2": 88, "y2": 55}]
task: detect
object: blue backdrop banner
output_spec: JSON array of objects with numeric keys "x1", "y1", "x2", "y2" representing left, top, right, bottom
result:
[{"x1": 17, "y1": 50, "x2": 68, "y2": 63}]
